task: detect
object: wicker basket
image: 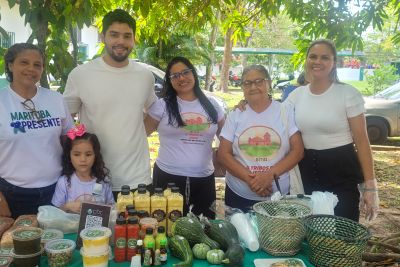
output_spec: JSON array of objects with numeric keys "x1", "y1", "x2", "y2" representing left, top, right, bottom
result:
[
  {"x1": 304, "y1": 215, "x2": 371, "y2": 267},
  {"x1": 253, "y1": 200, "x2": 311, "y2": 256}
]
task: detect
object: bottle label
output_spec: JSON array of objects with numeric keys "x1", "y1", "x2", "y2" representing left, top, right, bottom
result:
[
  {"x1": 152, "y1": 209, "x2": 166, "y2": 222},
  {"x1": 115, "y1": 237, "x2": 126, "y2": 248},
  {"x1": 168, "y1": 210, "x2": 182, "y2": 222},
  {"x1": 160, "y1": 247, "x2": 167, "y2": 261},
  {"x1": 127, "y1": 238, "x2": 137, "y2": 249}
]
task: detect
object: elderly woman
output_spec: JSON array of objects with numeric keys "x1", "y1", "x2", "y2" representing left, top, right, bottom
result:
[
  {"x1": 0, "y1": 43, "x2": 73, "y2": 218},
  {"x1": 144, "y1": 56, "x2": 225, "y2": 218},
  {"x1": 218, "y1": 65, "x2": 304, "y2": 211},
  {"x1": 286, "y1": 39, "x2": 379, "y2": 221}
]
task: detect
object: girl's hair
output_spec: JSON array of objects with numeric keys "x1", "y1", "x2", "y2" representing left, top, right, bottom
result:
[
  {"x1": 306, "y1": 39, "x2": 340, "y2": 83},
  {"x1": 162, "y1": 56, "x2": 218, "y2": 127},
  {"x1": 241, "y1": 64, "x2": 271, "y2": 81},
  {"x1": 4, "y1": 43, "x2": 45, "y2": 82},
  {"x1": 62, "y1": 133, "x2": 110, "y2": 184}
]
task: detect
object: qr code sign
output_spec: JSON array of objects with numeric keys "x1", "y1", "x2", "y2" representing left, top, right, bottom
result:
[{"x1": 85, "y1": 215, "x2": 103, "y2": 228}]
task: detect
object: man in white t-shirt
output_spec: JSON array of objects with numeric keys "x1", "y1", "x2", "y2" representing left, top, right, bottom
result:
[{"x1": 63, "y1": 9, "x2": 157, "y2": 196}]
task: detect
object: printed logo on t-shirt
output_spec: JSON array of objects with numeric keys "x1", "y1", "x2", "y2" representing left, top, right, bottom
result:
[
  {"x1": 238, "y1": 126, "x2": 281, "y2": 162},
  {"x1": 179, "y1": 112, "x2": 211, "y2": 145},
  {"x1": 9, "y1": 109, "x2": 61, "y2": 134},
  {"x1": 182, "y1": 112, "x2": 210, "y2": 132}
]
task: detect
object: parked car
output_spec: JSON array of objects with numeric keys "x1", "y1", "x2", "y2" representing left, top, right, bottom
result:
[
  {"x1": 139, "y1": 62, "x2": 228, "y2": 113},
  {"x1": 364, "y1": 82, "x2": 400, "y2": 143}
]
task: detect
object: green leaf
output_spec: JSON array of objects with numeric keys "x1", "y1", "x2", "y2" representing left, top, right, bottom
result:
[
  {"x1": 8, "y1": 0, "x2": 17, "y2": 9},
  {"x1": 19, "y1": 0, "x2": 29, "y2": 16}
]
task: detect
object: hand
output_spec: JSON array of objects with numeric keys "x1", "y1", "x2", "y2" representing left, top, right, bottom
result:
[
  {"x1": 358, "y1": 179, "x2": 379, "y2": 221},
  {"x1": 64, "y1": 201, "x2": 82, "y2": 214},
  {"x1": 233, "y1": 99, "x2": 247, "y2": 112},
  {"x1": 248, "y1": 172, "x2": 274, "y2": 197},
  {"x1": 0, "y1": 192, "x2": 11, "y2": 217}
]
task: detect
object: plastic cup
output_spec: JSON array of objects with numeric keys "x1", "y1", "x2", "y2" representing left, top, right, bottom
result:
[
  {"x1": 45, "y1": 239, "x2": 76, "y2": 267},
  {"x1": 0, "y1": 257, "x2": 12, "y2": 267},
  {"x1": 12, "y1": 227, "x2": 43, "y2": 255},
  {"x1": 80, "y1": 227, "x2": 111, "y2": 254},
  {"x1": 80, "y1": 247, "x2": 109, "y2": 267},
  {"x1": 11, "y1": 247, "x2": 43, "y2": 267}
]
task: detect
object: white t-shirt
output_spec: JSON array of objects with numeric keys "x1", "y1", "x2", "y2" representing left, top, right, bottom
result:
[
  {"x1": 51, "y1": 173, "x2": 115, "y2": 207},
  {"x1": 220, "y1": 101, "x2": 298, "y2": 201},
  {"x1": 0, "y1": 86, "x2": 73, "y2": 188},
  {"x1": 285, "y1": 83, "x2": 365, "y2": 150},
  {"x1": 148, "y1": 96, "x2": 225, "y2": 177},
  {"x1": 63, "y1": 58, "x2": 157, "y2": 190}
]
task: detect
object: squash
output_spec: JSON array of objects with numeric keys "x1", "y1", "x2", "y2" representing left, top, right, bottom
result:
[
  {"x1": 169, "y1": 235, "x2": 193, "y2": 267},
  {"x1": 204, "y1": 220, "x2": 245, "y2": 266},
  {"x1": 206, "y1": 249, "x2": 227, "y2": 265},
  {"x1": 172, "y1": 216, "x2": 219, "y2": 249},
  {"x1": 192, "y1": 243, "x2": 211, "y2": 259}
]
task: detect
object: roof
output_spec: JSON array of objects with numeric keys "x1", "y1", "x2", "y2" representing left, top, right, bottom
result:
[{"x1": 214, "y1": 46, "x2": 364, "y2": 56}]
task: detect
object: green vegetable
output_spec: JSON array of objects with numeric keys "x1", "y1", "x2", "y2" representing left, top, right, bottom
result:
[
  {"x1": 169, "y1": 235, "x2": 193, "y2": 267},
  {"x1": 206, "y1": 249, "x2": 227, "y2": 265},
  {"x1": 172, "y1": 216, "x2": 219, "y2": 249},
  {"x1": 192, "y1": 243, "x2": 211, "y2": 259},
  {"x1": 205, "y1": 220, "x2": 245, "y2": 266}
]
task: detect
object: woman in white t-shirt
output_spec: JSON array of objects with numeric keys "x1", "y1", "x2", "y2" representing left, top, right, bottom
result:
[
  {"x1": 286, "y1": 39, "x2": 379, "y2": 221},
  {"x1": 0, "y1": 43, "x2": 73, "y2": 218},
  {"x1": 218, "y1": 65, "x2": 304, "y2": 212},
  {"x1": 144, "y1": 56, "x2": 225, "y2": 219}
]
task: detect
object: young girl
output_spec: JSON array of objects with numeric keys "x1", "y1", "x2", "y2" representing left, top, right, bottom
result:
[{"x1": 52, "y1": 124, "x2": 115, "y2": 213}]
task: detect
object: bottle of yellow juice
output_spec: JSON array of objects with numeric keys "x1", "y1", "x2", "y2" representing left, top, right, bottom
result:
[
  {"x1": 151, "y1": 188, "x2": 167, "y2": 229},
  {"x1": 163, "y1": 182, "x2": 176, "y2": 198},
  {"x1": 166, "y1": 187, "x2": 183, "y2": 236},
  {"x1": 117, "y1": 187, "x2": 134, "y2": 214},
  {"x1": 134, "y1": 188, "x2": 151, "y2": 215}
]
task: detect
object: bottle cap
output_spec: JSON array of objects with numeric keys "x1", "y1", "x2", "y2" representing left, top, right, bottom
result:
[
  {"x1": 116, "y1": 217, "x2": 126, "y2": 225},
  {"x1": 138, "y1": 183, "x2": 147, "y2": 189},
  {"x1": 128, "y1": 217, "x2": 138, "y2": 224},
  {"x1": 126, "y1": 204, "x2": 134, "y2": 211},
  {"x1": 167, "y1": 182, "x2": 175, "y2": 189},
  {"x1": 154, "y1": 188, "x2": 163, "y2": 194},
  {"x1": 121, "y1": 185, "x2": 130, "y2": 191},
  {"x1": 138, "y1": 187, "x2": 146, "y2": 194},
  {"x1": 145, "y1": 227, "x2": 153, "y2": 235},
  {"x1": 128, "y1": 209, "x2": 137, "y2": 216},
  {"x1": 121, "y1": 188, "x2": 130, "y2": 195},
  {"x1": 137, "y1": 210, "x2": 149, "y2": 218},
  {"x1": 157, "y1": 226, "x2": 165, "y2": 233},
  {"x1": 137, "y1": 239, "x2": 143, "y2": 246},
  {"x1": 171, "y1": 186, "x2": 180, "y2": 193}
]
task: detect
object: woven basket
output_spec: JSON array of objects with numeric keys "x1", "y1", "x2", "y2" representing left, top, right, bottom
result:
[
  {"x1": 253, "y1": 200, "x2": 311, "y2": 256},
  {"x1": 304, "y1": 215, "x2": 371, "y2": 267}
]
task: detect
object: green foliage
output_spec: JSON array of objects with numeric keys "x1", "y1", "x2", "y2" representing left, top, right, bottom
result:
[{"x1": 365, "y1": 65, "x2": 399, "y2": 95}]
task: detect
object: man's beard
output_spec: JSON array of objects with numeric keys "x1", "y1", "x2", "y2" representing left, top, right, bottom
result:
[{"x1": 105, "y1": 45, "x2": 133, "y2": 62}]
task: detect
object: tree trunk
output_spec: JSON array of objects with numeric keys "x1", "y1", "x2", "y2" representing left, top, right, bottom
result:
[
  {"x1": 218, "y1": 27, "x2": 233, "y2": 92},
  {"x1": 205, "y1": 15, "x2": 219, "y2": 91},
  {"x1": 37, "y1": 0, "x2": 51, "y2": 89},
  {"x1": 69, "y1": 23, "x2": 78, "y2": 67}
]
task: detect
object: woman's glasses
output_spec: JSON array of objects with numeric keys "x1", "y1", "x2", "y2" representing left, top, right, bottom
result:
[
  {"x1": 169, "y1": 69, "x2": 193, "y2": 81},
  {"x1": 241, "y1": 78, "x2": 267, "y2": 89},
  {"x1": 21, "y1": 99, "x2": 43, "y2": 122}
]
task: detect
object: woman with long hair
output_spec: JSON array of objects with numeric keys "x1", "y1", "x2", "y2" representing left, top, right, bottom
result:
[
  {"x1": 286, "y1": 39, "x2": 379, "y2": 221},
  {"x1": 144, "y1": 56, "x2": 225, "y2": 218}
]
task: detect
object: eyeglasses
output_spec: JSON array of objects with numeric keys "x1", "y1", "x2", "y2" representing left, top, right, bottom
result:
[
  {"x1": 241, "y1": 78, "x2": 267, "y2": 89},
  {"x1": 169, "y1": 69, "x2": 193, "y2": 81},
  {"x1": 21, "y1": 99, "x2": 43, "y2": 122}
]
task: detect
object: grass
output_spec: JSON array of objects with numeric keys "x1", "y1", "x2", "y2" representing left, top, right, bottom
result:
[{"x1": 344, "y1": 80, "x2": 371, "y2": 95}]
